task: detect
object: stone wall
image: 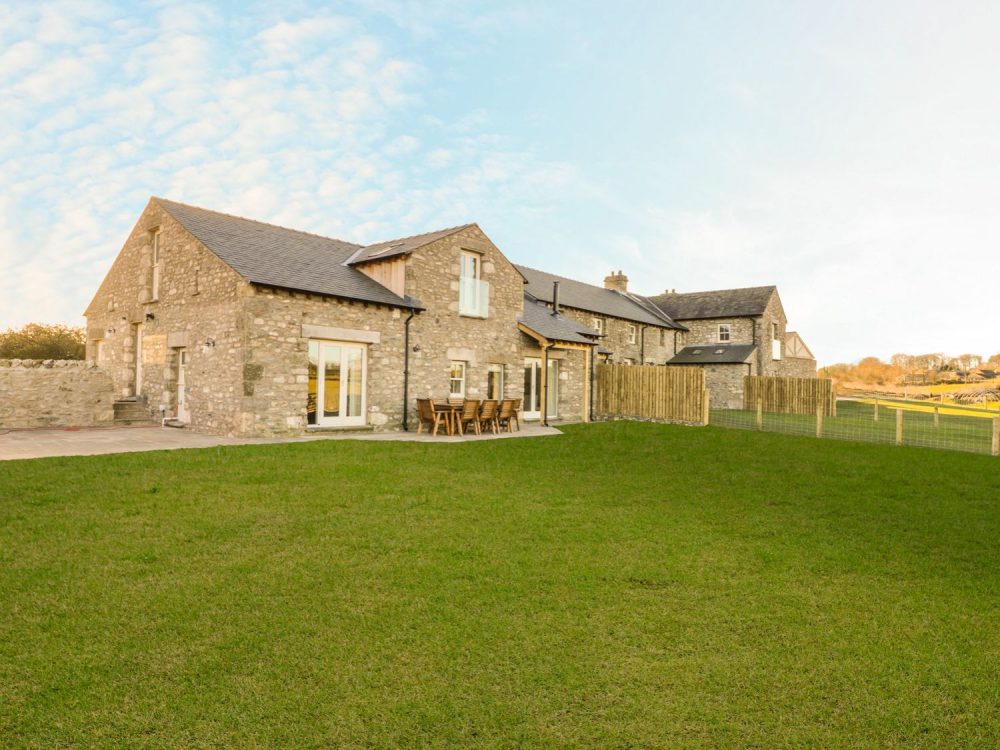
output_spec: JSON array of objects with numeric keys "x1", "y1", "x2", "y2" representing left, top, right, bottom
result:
[
  {"x1": 703, "y1": 363, "x2": 753, "y2": 410},
  {"x1": 677, "y1": 317, "x2": 755, "y2": 348},
  {"x1": 775, "y1": 357, "x2": 817, "y2": 379},
  {"x1": 85, "y1": 199, "x2": 249, "y2": 435},
  {"x1": 559, "y1": 305, "x2": 677, "y2": 364},
  {"x1": 0, "y1": 360, "x2": 114, "y2": 429}
]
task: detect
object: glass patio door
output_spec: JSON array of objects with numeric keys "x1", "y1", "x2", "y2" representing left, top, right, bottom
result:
[
  {"x1": 523, "y1": 357, "x2": 558, "y2": 420},
  {"x1": 308, "y1": 341, "x2": 367, "y2": 427}
]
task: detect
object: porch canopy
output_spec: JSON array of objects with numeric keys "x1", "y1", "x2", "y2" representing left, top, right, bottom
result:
[{"x1": 517, "y1": 297, "x2": 600, "y2": 424}]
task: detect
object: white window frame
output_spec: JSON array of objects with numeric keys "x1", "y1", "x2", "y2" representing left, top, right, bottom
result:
[
  {"x1": 459, "y1": 250, "x2": 488, "y2": 318},
  {"x1": 591, "y1": 317, "x2": 604, "y2": 335},
  {"x1": 449, "y1": 361, "x2": 466, "y2": 398},
  {"x1": 487, "y1": 363, "x2": 504, "y2": 400},
  {"x1": 150, "y1": 228, "x2": 161, "y2": 301},
  {"x1": 626, "y1": 323, "x2": 637, "y2": 344},
  {"x1": 771, "y1": 322, "x2": 782, "y2": 360},
  {"x1": 718, "y1": 324, "x2": 731, "y2": 343}
]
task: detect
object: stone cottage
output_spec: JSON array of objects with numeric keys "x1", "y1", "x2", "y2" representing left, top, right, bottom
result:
[
  {"x1": 647, "y1": 286, "x2": 817, "y2": 407},
  {"x1": 85, "y1": 197, "x2": 626, "y2": 436},
  {"x1": 83, "y1": 197, "x2": 816, "y2": 435}
]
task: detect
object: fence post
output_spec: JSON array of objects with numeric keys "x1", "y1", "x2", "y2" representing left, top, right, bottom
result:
[
  {"x1": 702, "y1": 389, "x2": 710, "y2": 426},
  {"x1": 933, "y1": 405, "x2": 939, "y2": 428},
  {"x1": 874, "y1": 398, "x2": 879, "y2": 421},
  {"x1": 816, "y1": 401, "x2": 824, "y2": 438},
  {"x1": 895, "y1": 408, "x2": 903, "y2": 446},
  {"x1": 993, "y1": 418, "x2": 999, "y2": 457},
  {"x1": 756, "y1": 398, "x2": 763, "y2": 430}
]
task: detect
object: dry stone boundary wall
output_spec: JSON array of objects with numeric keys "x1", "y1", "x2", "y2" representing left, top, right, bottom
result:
[{"x1": 0, "y1": 360, "x2": 115, "y2": 429}]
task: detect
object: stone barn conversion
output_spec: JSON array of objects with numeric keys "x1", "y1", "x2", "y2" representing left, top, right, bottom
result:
[{"x1": 71, "y1": 196, "x2": 816, "y2": 436}]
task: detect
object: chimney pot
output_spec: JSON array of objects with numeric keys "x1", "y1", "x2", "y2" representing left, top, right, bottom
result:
[{"x1": 603, "y1": 270, "x2": 629, "y2": 293}]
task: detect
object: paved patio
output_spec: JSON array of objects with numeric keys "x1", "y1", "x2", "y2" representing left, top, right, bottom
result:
[{"x1": 0, "y1": 423, "x2": 561, "y2": 462}]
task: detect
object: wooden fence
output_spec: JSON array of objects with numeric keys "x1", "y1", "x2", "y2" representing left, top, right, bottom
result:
[
  {"x1": 743, "y1": 375, "x2": 835, "y2": 416},
  {"x1": 595, "y1": 364, "x2": 707, "y2": 424}
]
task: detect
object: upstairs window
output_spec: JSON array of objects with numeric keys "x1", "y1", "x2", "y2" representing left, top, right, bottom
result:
[
  {"x1": 626, "y1": 323, "x2": 637, "y2": 344},
  {"x1": 591, "y1": 317, "x2": 604, "y2": 335},
  {"x1": 660, "y1": 328, "x2": 667, "y2": 346},
  {"x1": 150, "y1": 228, "x2": 161, "y2": 301},
  {"x1": 718, "y1": 324, "x2": 731, "y2": 343},
  {"x1": 458, "y1": 251, "x2": 489, "y2": 317}
]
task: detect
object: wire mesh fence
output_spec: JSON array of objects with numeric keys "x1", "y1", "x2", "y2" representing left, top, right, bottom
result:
[{"x1": 711, "y1": 395, "x2": 1000, "y2": 456}]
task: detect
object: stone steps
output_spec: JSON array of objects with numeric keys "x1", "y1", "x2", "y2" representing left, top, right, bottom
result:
[{"x1": 113, "y1": 400, "x2": 158, "y2": 425}]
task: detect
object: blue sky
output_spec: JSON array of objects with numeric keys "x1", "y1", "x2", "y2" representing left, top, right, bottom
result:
[{"x1": 3, "y1": 0, "x2": 998, "y2": 364}]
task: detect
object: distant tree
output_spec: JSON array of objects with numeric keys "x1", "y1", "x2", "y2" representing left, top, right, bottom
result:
[
  {"x1": 890, "y1": 353, "x2": 913, "y2": 370},
  {"x1": 988, "y1": 353, "x2": 1000, "y2": 368},
  {"x1": 0, "y1": 323, "x2": 86, "y2": 360}
]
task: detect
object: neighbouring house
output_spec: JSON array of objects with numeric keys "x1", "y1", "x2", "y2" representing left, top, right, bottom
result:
[
  {"x1": 83, "y1": 197, "x2": 815, "y2": 436},
  {"x1": 646, "y1": 286, "x2": 817, "y2": 408},
  {"x1": 515, "y1": 266, "x2": 683, "y2": 365}
]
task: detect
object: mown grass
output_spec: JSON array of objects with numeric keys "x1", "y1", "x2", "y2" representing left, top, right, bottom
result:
[
  {"x1": 1, "y1": 422, "x2": 998, "y2": 748},
  {"x1": 712, "y1": 399, "x2": 998, "y2": 454}
]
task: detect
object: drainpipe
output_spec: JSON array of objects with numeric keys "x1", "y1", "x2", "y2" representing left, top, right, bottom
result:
[
  {"x1": 752, "y1": 318, "x2": 758, "y2": 375},
  {"x1": 541, "y1": 342, "x2": 553, "y2": 427},
  {"x1": 589, "y1": 344, "x2": 595, "y2": 422},
  {"x1": 673, "y1": 330, "x2": 679, "y2": 355},
  {"x1": 640, "y1": 326, "x2": 646, "y2": 364},
  {"x1": 402, "y1": 309, "x2": 415, "y2": 431}
]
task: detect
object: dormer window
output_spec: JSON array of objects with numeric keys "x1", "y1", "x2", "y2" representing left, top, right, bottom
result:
[{"x1": 150, "y1": 228, "x2": 161, "y2": 302}]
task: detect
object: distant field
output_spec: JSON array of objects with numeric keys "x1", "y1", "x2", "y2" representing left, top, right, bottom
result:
[
  {"x1": 928, "y1": 377, "x2": 1000, "y2": 395},
  {"x1": 711, "y1": 399, "x2": 997, "y2": 454},
  {"x1": 855, "y1": 396, "x2": 1000, "y2": 419},
  {"x1": 2, "y1": 422, "x2": 999, "y2": 748}
]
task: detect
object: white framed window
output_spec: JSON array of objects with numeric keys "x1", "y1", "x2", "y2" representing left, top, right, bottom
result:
[
  {"x1": 150, "y1": 228, "x2": 161, "y2": 301},
  {"x1": 591, "y1": 317, "x2": 604, "y2": 335},
  {"x1": 626, "y1": 323, "x2": 637, "y2": 344},
  {"x1": 487, "y1": 363, "x2": 504, "y2": 400},
  {"x1": 771, "y1": 322, "x2": 782, "y2": 360},
  {"x1": 449, "y1": 361, "x2": 466, "y2": 398},
  {"x1": 459, "y1": 251, "x2": 489, "y2": 317},
  {"x1": 718, "y1": 324, "x2": 731, "y2": 343}
]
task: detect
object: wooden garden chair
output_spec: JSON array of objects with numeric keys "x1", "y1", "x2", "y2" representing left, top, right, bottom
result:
[
  {"x1": 456, "y1": 398, "x2": 481, "y2": 436},
  {"x1": 478, "y1": 399, "x2": 499, "y2": 435},
  {"x1": 511, "y1": 398, "x2": 522, "y2": 431},
  {"x1": 416, "y1": 398, "x2": 448, "y2": 436},
  {"x1": 497, "y1": 398, "x2": 516, "y2": 433}
]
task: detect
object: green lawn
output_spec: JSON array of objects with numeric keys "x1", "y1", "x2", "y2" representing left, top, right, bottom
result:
[
  {"x1": 1, "y1": 423, "x2": 998, "y2": 748},
  {"x1": 712, "y1": 399, "x2": 998, "y2": 455}
]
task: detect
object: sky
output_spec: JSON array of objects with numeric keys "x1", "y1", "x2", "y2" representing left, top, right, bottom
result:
[{"x1": 2, "y1": 0, "x2": 998, "y2": 365}]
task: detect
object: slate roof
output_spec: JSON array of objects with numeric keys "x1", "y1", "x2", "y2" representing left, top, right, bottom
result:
[
  {"x1": 667, "y1": 344, "x2": 756, "y2": 365},
  {"x1": 347, "y1": 224, "x2": 473, "y2": 265},
  {"x1": 518, "y1": 295, "x2": 600, "y2": 345},
  {"x1": 648, "y1": 286, "x2": 776, "y2": 320},
  {"x1": 156, "y1": 198, "x2": 421, "y2": 309},
  {"x1": 516, "y1": 265, "x2": 682, "y2": 329}
]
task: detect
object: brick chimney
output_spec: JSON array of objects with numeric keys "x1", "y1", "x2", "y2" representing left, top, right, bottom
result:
[{"x1": 603, "y1": 270, "x2": 628, "y2": 293}]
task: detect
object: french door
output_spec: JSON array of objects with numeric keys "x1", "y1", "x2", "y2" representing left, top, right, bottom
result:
[
  {"x1": 308, "y1": 341, "x2": 367, "y2": 427},
  {"x1": 523, "y1": 357, "x2": 558, "y2": 420}
]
